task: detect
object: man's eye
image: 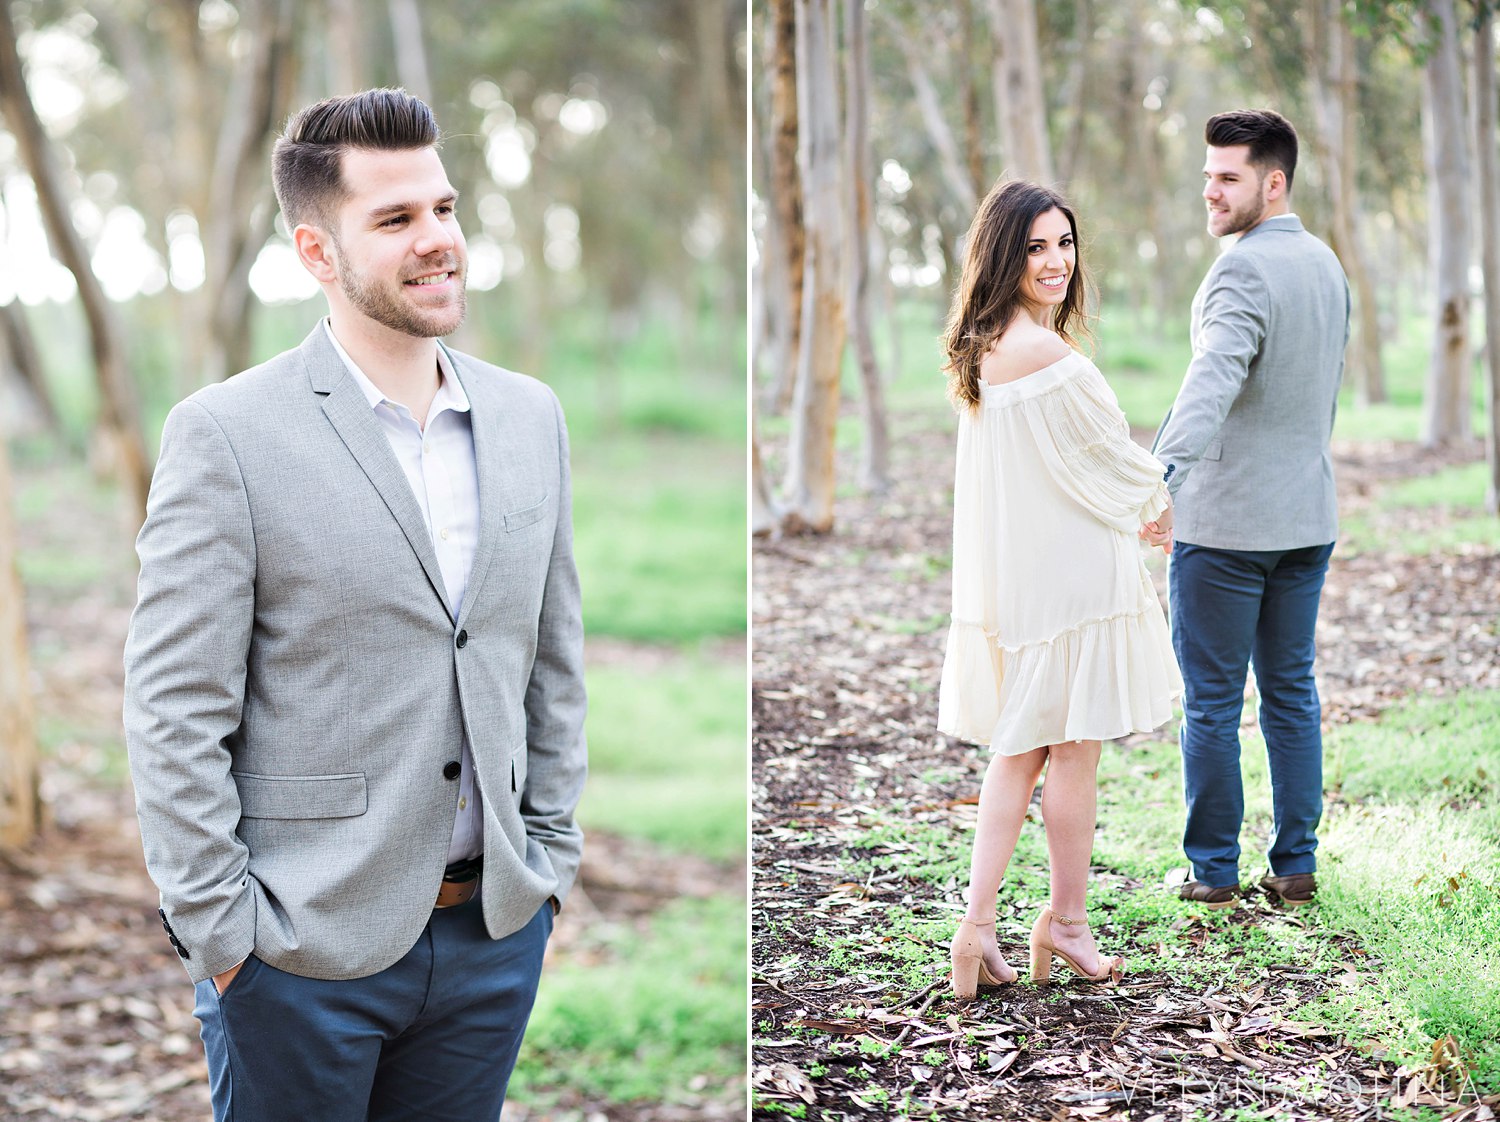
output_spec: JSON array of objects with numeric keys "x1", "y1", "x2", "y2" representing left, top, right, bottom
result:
[{"x1": 382, "y1": 215, "x2": 408, "y2": 227}]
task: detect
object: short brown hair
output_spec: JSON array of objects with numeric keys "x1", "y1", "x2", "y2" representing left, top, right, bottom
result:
[
  {"x1": 272, "y1": 88, "x2": 440, "y2": 229},
  {"x1": 1205, "y1": 109, "x2": 1298, "y2": 190},
  {"x1": 943, "y1": 180, "x2": 1091, "y2": 411}
]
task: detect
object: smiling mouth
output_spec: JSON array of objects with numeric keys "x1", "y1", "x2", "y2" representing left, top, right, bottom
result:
[
  {"x1": 1037, "y1": 275, "x2": 1067, "y2": 289},
  {"x1": 405, "y1": 272, "x2": 452, "y2": 286}
]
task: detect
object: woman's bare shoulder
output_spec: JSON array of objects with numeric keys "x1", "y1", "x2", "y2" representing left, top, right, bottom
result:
[{"x1": 978, "y1": 328, "x2": 1075, "y2": 387}]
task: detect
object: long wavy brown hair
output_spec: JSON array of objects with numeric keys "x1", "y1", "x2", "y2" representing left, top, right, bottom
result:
[{"x1": 943, "y1": 180, "x2": 1092, "y2": 410}]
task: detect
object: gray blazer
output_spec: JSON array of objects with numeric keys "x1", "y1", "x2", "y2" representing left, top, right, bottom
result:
[
  {"x1": 124, "y1": 326, "x2": 587, "y2": 984},
  {"x1": 1152, "y1": 214, "x2": 1350, "y2": 550}
]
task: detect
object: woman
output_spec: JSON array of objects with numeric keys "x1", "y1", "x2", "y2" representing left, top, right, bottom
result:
[{"x1": 937, "y1": 180, "x2": 1182, "y2": 1000}]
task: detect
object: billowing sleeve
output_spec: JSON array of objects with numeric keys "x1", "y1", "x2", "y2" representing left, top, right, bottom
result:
[
  {"x1": 1022, "y1": 364, "x2": 1170, "y2": 533},
  {"x1": 937, "y1": 407, "x2": 1003, "y2": 744}
]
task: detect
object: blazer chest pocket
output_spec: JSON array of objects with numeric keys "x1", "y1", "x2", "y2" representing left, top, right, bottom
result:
[
  {"x1": 233, "y1": 772, "x2": 368, "y2": 820},
  {"x1": 504, "y1": 494, "x2": 549, "y2": 533},
  {"x1": 1203, "y1": 440, "x2": 1223, "y2": 462}
]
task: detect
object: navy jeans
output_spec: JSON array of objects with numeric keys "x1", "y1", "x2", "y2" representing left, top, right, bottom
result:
[
  {"x1": 192, "y1": 898, "x2": 552, "y2": 1122},
  {"x1": 1169, "y1": 540, "x2": 1334, "y2": 888}
]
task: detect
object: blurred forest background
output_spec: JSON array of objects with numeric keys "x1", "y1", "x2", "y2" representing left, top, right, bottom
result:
[
  {"x1": 0, "y1": 1, "x2": 747, "y2": 1120},
  {"x1": 751, "y1": 0, "x2": 1500, "y2": 1115}
]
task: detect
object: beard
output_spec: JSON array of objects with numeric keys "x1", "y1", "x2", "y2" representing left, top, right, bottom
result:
[
  {"x1": 1210, "y1": 175, "x2": 1269, "y2": 237},
  {"x1": 331, "y1": 238, "x2": 467, "y2": 338}
]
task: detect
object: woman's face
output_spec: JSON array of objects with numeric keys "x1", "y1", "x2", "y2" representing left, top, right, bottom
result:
[{"x1": 1019, "y1": 206, "x2": 1075, "y2": 310}]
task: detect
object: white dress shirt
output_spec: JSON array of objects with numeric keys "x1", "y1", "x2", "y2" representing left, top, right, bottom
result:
[{"x1": 323, "y1": 320, "x2": 483, "y2": 863}]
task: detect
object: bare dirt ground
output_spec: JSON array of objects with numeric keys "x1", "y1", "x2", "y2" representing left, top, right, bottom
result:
[
  {"x1": 1, "y1": 460, "x2": 745, "y2": 1122},
  {"x1": 751, "y1": 412, "x2": 1499, "y2": 1121}
]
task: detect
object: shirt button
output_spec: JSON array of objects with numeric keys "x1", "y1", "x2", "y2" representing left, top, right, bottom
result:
[
  {"x1": 456, "y1": 630, "x2": 468, "y2": 649},
  {"x1": 443, "y1": 761, "x2": 461, "y2": 780},
  {"x1": 440, "y1": 527, "x2": 450, "y2": 540},
  {"x1": 458, "y1": 797, "x2": 467, "y2": 810}
]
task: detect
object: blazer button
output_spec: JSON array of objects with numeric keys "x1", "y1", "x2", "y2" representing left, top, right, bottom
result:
[
  {"x1": 443, "y1": 761, "x2": 461, "y2": 780},
  {"x1": 456, "y1": 630, "x2": 468, "y2": 649}
]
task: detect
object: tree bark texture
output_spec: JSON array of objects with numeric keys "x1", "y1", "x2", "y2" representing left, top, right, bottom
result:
[
  {"x1": 0, "y1": 300, "x2": 55, "y2": 433},
  {"x1": 843, "y1": 0, "x2": 890, "y2": 495},
  {"x1": 0, "y1": 435, "x2": 40, "y2": 850},
  {"x1": 768, "y1": 0, "x2": 805, "y2": 414},
  {"x1": 1308, "y1": 0, "x2": 1386, "y2": 405},
  {"x1": 1419, "y1": 0, "x2": 1472, "y2": 446},
  {"x1": 984, "y1": 0, "x2": 1055, "y2": 183},
  {"x1": 0, "y1": 1, "x2": 150, "y2": 523},
  {"x1": 780, "y1": 0, "x2": 846, "y2": 535},
  {"x1": 752, "y1": 425, "x2": 779, "y2": 536},
  {"x1": 1474, "y1": 10, "x2": 1500, "y2": 512}
]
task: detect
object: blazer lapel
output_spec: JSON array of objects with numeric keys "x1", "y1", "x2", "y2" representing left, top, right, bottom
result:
[
  {"x1": 444, "y1": 344, "x2": 524, "y2": 631},
  {"x1": 301, "y1": 328, "x2": 456, "y2": 623}
]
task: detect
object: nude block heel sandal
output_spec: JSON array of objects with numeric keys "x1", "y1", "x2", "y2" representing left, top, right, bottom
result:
[{"x1": 1028, "y1": 906, "x2": 1124, "y2": 985}]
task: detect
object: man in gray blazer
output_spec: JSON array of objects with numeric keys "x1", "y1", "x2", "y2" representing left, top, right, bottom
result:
[
  {"x1": 1149, "y1": 109, "x2": 1348, "y2": 912},
  {"x1": 124, "y1": 89, "x2": 586, "y2": 1121}
]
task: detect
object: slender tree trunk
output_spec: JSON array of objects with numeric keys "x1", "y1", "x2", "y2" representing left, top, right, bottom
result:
[
  {"x1": 388, "y1": 0, "x2": 432, "y2": 104},
  {"x1": 0, "y1": 435, "x2": 40, "y2": 850},
  {"x1": 0, "y1": 301, "x2": 56, "y2": 433},
  {"x1": 984, "y1": 0, "x2": 1054, "y2": 182},
  {"x1": 1419, "y1": 0, "x2": 1473, "y2": 446},
  {"x1": 768, "y1": 0, "x2": 804, "y2": 414},
  {"x1": 1309, "y1": 0, "x2": 1386, "y2": 405},
  {"x1": 844, "y1": 0, "x2": 889, "y2": 494},
  {"x1": 752, "y1": 425, "x2": 779, "y2": 537},
  {"x1": 1475, "y1": 9, "x2": 1500, "y2": 512},
  {"x1": 780, "y1": 0, "x2": 846, "y2": 535},
  {"x1": 326, "y1": 0, "x2": 364, "y2": 94},
  {"x1": 960, "y1": 1, "x2": 987, "y2": 196},
  {"x1": 1054, "y1": 0, "x2": 1092, "y2": 188},
  {"x1": 0, "y1": 2, "x2": 150, "y2": 523},
  {"x1": 889, "y1": 19, "x2": 977, "y2": 213}
]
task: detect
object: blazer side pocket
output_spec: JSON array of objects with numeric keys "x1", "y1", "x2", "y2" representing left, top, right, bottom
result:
[
  {"x1": 1203, "y1": 440, "x2": 1223, "y2": 462},
  {"x1": 504, "y1": 494, "x2": 549, "y2": 532},
  {"x1": 232, "y1": 772, "x2": 368, "y2": 819}
]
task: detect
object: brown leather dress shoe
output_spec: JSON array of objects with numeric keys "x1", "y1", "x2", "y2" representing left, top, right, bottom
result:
[
  {"x1": 1260, "y1": 872, "x2": 1316, "y2": 907},
  {"x1": 1178, "y1": 880, "x2": 1241, "y2": 909}
]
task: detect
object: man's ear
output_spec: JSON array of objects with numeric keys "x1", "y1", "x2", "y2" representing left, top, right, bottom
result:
[
  {"x1": 293, "y1": 222, "x2": 338, "y2": 283},
  {"x1": 1265, "y1": 168, "x2": 1287, "y2": 202}
]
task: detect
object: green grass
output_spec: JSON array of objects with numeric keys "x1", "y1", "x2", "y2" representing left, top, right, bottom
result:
[
  {"x1": 513, "y1": 892, "x2": 746, "y2": 1102},
  {"x1": 577, "y1": 653, "x2": 746, "y2": 861},
  {"x1": 1339, "y1": 461, "x2": 1500, "y2": 556},
  {"x1": 570, "y1": 437, "x2": 745, "y2": 644}
]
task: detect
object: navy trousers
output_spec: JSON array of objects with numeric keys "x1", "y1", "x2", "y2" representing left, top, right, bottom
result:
[
  {"x1": 192, "y1": 898, "x2": 552, "y2": 1122},
  {"x1": 1170, "y1": 540, "x2": 1334, "y2": 888}
]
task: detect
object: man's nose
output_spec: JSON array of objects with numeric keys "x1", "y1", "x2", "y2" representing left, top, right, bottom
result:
[{"x1": 414, "y1": 213, "x2": 456, "y2": 254}]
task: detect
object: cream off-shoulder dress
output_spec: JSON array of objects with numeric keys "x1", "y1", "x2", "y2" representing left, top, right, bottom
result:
[{"x1": 937, "y1": 350, "x2": 1184, "y2": 755}]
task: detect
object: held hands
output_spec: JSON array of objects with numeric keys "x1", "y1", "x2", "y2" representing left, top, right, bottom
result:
[{"x1": 1139, "y1": 500, "x2": 1174, "y2": 554}]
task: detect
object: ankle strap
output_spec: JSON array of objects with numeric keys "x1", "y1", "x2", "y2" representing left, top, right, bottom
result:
[
  {"x1": 962, "y1": 918, "x2": 995, "y2": 927},
  {"x1": 1052, "y1": 912, "x2": 1088, "y2": 926}
]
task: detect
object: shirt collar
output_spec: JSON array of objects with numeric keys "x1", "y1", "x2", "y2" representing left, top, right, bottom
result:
[{"x1": 322, "y1": 318, "x2": 471, "y2": 416}]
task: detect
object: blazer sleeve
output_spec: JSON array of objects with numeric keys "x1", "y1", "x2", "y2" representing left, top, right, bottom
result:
[
  {"x1": 519, "y1": 389, "x2": 588, "y2": 910},
  {"x1": 123, "y1": 399, "x2": 257, "y2": 982},
  {"x1": 1023, "y1": 366, "x2": 1171, "y2": 533},
  {"x1": 1151, "y1": 250, "x2": 1270, "y2": 494}
]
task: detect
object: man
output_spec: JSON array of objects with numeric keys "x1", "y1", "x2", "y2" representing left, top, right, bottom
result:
[
  {"x1": 1149, "y1": 109, "x2": 1349, "y2": 911},
  {"x1": 124, "y1": 88, "x2": 587, "y2": 1121}
]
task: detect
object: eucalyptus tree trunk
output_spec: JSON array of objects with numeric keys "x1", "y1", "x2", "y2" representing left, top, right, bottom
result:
[
  {"x1": 780, "y1": 0, "x2": 846, "y2": 535},
  {"x1": 960, "y1": 0, "x2": 987, "y2": 196},
  {"x1": 0, "y1": 301, "x2": 55, "y2": 433},
  {"x1": 0, "y1": 435, "x2": 40, "y2": 850},
  {"x1": 844, "y1": 0, "x2": 889, "y2": 495},
  {"x1": 0, "y1": 2, "x2": 150, "y2": 524},
  {"x1": 983, "y1": 0, "x2": 1054, "y2": 183},
  {"x1": 1309, "y1": 0, "x2": 1386, "y2": 405},
  {"x1": 767, "y1": 0, "x2": 805, "y2": 414},
  {"x1": 388, "y1": 0, "x2": 432, "y2": 105},
  {"x1": 885, "y1": 12, "x2": 976, "y2": 214},
  {"x1": 752, "y1": 426, "x2": 779, "y2": 537},
  {"x1": 326, "y1": 0, "x2": 365, "y2": 94},
  {"x1": 1475, "y1": 9, "x2": 1500, "y2": 512},
  {"x1": 201, "y1": 0, "x2": 298, "y2": 387},
  {"x1": 1419, "y1": 0, "x2": 1473, "y2": 446}
]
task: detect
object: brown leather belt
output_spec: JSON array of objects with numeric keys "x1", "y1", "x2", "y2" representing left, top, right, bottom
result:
[{"x1": 435, "y1": 856, "x2": 482, "y2": 909}]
